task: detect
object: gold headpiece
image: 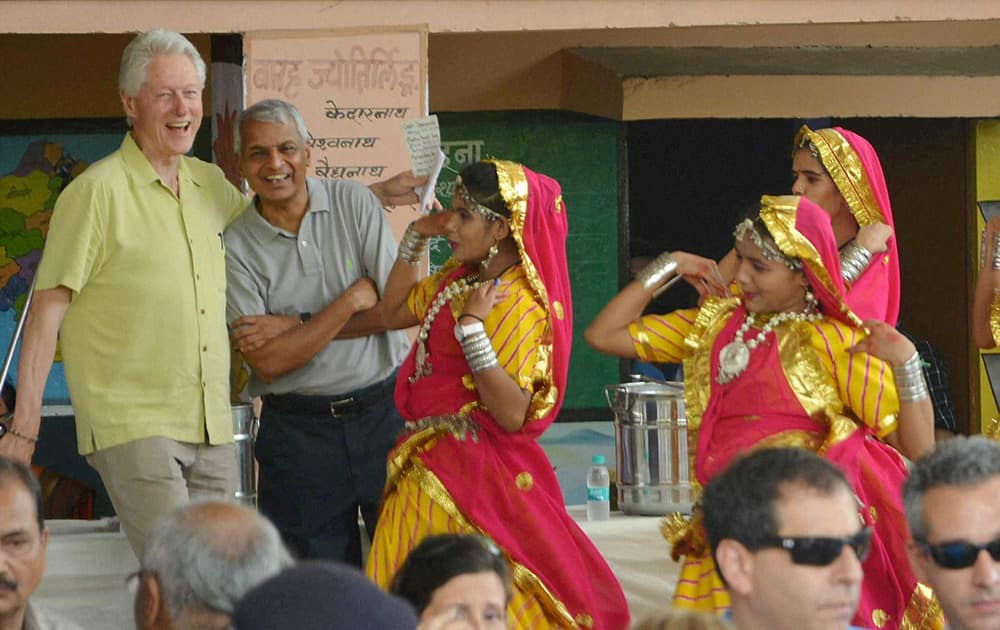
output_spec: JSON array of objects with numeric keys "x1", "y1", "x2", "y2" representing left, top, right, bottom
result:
[
  {"x1": 454, "y1": 175, "x2": 504, "y2": 221},
  {"x1": 733, "y1": 218, "x2": 802, "y2": 271}
]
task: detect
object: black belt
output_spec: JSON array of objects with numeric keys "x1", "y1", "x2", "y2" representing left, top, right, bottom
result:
[{"x1": 262, "y1": 371, "x2": 397, "y2": 418}]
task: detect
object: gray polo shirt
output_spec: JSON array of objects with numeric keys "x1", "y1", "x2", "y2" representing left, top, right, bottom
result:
[{"x1": 224, "y1": 177, "x2": 409, "y2": 397}]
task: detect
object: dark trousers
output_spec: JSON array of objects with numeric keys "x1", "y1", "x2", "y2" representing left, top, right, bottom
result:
[{"x1": 256, "y1": 372, "x2": 402, "y2": 566}]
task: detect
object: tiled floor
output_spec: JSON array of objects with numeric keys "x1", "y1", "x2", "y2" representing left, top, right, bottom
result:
[{"x1": 35, "y1": 519, "x2": 137, "y2": 630}]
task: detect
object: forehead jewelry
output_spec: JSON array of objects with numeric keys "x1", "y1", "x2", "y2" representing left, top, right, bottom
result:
[
  {"x1": 454, "y1": 176, "x2": 504, "y2": 221},
  {"x1": 797, "y1": 137, "x2": 822, "y2": 162},
  {"x1": 733, "y1": 219, "x2": 802, "y2": 272}
]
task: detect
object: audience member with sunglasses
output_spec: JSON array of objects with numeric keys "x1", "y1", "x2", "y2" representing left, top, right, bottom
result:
[
  {"x1": 701, "y1": 447, "x2": 872, "y2": 630},
  {"x1": 904, "y1": 435, "x2": 1000, "y2": 630}
]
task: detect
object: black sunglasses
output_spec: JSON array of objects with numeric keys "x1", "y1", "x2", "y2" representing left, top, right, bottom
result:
[
  {"x1": 917, "y1": 537, "x2": 1000, "y2": 569},
  {"x1": 754, "y1": 528, "x2": 872, "y2": 566}
]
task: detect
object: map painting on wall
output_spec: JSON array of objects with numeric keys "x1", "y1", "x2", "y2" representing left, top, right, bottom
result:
[{"x1": 0, "y1": 133, "x2": 123, "y2": 403}]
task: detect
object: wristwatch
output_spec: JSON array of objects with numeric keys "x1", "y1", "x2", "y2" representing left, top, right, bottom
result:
[
  {"x1": 453, "y1": 320, "x2": 485, "y2": 342},
  {"x1": 299, "y1": 312, "x2": 312, "y2": 324}
]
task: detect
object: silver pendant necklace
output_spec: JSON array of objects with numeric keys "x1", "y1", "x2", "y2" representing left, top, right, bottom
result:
[{"x1": 716, "y1": 309, "x2": 820, "y2": 385}]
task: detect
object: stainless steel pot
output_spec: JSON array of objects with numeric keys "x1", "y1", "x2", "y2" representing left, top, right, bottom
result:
[
  {"x1": 231, "y1": 403, "x2": 258, "y2": 507},
  {"x1": 605, "y1": 381, "x2": 693, "y2": 515}
]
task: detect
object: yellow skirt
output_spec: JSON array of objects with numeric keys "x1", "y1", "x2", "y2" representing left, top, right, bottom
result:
[{"x1": 366, "y1": 469, "x2": 574, "y2": 629}]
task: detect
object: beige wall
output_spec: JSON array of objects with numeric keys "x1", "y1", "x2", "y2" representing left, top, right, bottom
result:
[
  {"x1": 9, "y1": 19, "x2": 1000, "y2": 120},
  {"x1": 6, "y1": 1, "x2": 1000, "y2": 35},
  {"x1": 428, "y1": 21, "x2": 1000, "y2": 117},
  {"x1": 0, "y1": 34, "x2": 211, "y2": 120}
]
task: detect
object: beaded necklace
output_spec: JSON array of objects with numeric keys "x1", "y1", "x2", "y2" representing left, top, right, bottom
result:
[
  {"x1": 716, "y1": 308, "x2": 821, "y2": 385},
  {"x1": 410, "y1": 274, "x2": 484, "y2": 383}
]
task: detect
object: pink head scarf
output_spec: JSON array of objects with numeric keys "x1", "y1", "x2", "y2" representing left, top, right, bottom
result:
[
  {"x1": 759, "y1": 194, "x2": 861, "y2": 326},
  {"x1": 492, "y1": 161, "x2": 573, "y2": 436},
  {"x1": 794, "y1": 126, "x2": 900, "y2": 325}
]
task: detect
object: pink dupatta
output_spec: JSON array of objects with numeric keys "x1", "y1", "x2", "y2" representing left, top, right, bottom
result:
[{"x1": 796, "y1": 126, "x2": 901, "y2": 325}]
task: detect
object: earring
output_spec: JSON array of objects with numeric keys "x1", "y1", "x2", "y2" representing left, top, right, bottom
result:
[
  {"x1": 804, "y1": 288, "x2": 818, "y2": 312},
  {"x1": 480, "y1": 243, "x2": 499, "y2": 276}
]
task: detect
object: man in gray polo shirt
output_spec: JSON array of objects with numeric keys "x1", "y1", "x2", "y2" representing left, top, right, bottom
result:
[{"x1": 224, "y1": 99, "x2": 409, "y2": 565}]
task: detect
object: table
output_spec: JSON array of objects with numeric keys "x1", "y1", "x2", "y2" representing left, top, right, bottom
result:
[{"x1": 568, "y1": 506, "x2": 682, "y2": 622}]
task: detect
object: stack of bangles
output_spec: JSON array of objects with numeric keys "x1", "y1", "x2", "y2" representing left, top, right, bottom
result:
[
  {"x1": 894, "y1": 352, "x2": 930, "y2": 404},
  {"x1": 840, "y1": 240, "x2": 873, "y2": 284},
  {"x1": 399, "y1": 222, "x2": 429, "y2": 265},
  {"x1": 637, "y1": 251, "x2": 678, "y2": 292},
  {"x1": 992, "y1": 233, "x2": 1000, "y2": 271},
  {"x1": 459, "y1": 318, "x2": 499, "y2": 373}
]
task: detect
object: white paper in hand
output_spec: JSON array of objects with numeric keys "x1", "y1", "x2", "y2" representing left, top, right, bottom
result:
[{"x1": 403, "y1": 115, "x2": 446, "y2": 213}]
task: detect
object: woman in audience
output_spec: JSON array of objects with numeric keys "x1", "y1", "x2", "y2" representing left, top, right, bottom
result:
[
  {"x1": 586, "y1": 195, "x2": 940, "y2": 629},
  {"x1": 391, "y1": 534, "x2": 510, "y2": 630},
  {"x1": 367, "y1": 160, "x2": 628, "y2": 629}
]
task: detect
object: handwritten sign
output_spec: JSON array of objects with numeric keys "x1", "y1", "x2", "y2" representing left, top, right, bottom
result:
[{"x1": 245, "y1": 28, "x2": 428, "y2": 239}]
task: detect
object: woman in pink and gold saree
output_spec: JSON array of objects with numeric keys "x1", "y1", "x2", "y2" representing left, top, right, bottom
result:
[
  {"x1": 366, "y1": 160, "x2": 629, "y2": 630},
  {"x1": 792, "y1": 125, "x2": 901, "y2": 325},
  {"x1": 586, "y1": 195, "x2": 941, "y2": 630}
]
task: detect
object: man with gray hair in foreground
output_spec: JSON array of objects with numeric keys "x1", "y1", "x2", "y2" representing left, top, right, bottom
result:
[
  {"x1": 903, "y1": 436, "x2": 1000, "y2": 630},
  {"x1": 132, "y1": 500, "x2": 292, "y2": 630}
]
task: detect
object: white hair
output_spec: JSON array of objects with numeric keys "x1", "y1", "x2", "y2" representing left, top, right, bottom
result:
[
  {"x1": 141, "y1": 500, "x2": 293, "y2": 619},
  {"x1": 235, "y1": 99, "x2": 311, "y2": 155},
  {"x1": 118, "y1": 28, "x2": 206, "y2": 98}
]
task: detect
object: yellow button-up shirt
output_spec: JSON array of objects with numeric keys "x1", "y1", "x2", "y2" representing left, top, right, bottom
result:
[{"x1": 35, "y1": 134, "x2": 246, "y2": 454}]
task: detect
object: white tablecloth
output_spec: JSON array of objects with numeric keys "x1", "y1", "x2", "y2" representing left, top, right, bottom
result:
[{"x1": 568, "y1": 506, "x2": 681, "y2": 622}]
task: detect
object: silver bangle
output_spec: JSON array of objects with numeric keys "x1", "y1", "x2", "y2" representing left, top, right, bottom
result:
[
  {"x1": 636, "y1": 252, "x2": 678, "y2": 292},
  {"x1": 840, "y1": 240, "x2": 873, "y2": 284},
  {"x1": 894, "y1": 351, "x2": 929, "y2": 404},
  {"x1": 399, "y1": 222, "x2": 429, "y2": 265},
  {"x1": 466, "y1": 350, "x2": 499, "y2": 372},
  {"x1": 461, "y1": 331, "x2": 499, "y2": 372},
  {"x1": 991, "y1": 234, "x2": 1000, "y2": 271}
]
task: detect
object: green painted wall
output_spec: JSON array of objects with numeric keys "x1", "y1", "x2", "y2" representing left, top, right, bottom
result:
[{"x1": 436, "y1": 111, "x2": 620, "y2": 414}]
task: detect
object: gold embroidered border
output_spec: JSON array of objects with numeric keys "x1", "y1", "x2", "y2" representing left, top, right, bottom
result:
[
  {"x1": 681, "y1": 296, "x2": 739, "y2": 486},
  {"x1": 900, "y1": 582, "x2": 944, "y2": 630},
  {"x1": 400, "y1": 460, "x2": 580, "y2": 629},
  {"x1": 774, "y1": 319, "x2": 866, "y2": 449},
  {"x1": 795, "y1": 125, "x2": 884, "y2": 227},
  {"x1": 491, "y1": 159, "x2": 557, "y2": 425},
  {"x1": 760, "y1": 194, "x2": 862, "y2": 327}
]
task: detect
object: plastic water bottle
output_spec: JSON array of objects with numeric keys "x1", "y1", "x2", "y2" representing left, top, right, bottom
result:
[{"x1": 587, "y1": 455, "x2": 611, "y2": 521}]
